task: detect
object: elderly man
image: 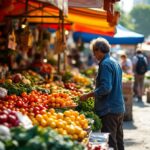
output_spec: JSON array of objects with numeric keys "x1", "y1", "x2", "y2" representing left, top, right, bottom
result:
[{"x1": 80, "y1": 38, "x2": 125, "y2": 150}]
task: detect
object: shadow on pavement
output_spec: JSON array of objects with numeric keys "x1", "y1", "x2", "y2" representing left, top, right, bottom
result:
[
  {"x1": 123, "y1": 121, "x2": 137, "y2": 130},
  {"x1": 132, "y1": 98, "x2": 150, "y2": 108},
  {"x1": 133, "y1": 96, "x2": 150, "y2": 107},
  {"x1": 133, "y1": 101, "x2": 148, "y2": 107},
  {"x1": 124, "y1": 138, "x2": 142, "y2": 147}
]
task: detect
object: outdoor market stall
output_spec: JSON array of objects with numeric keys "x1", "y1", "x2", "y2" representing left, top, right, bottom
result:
[{"x1": 0, "y1": 0, "x2": 121, "y2": 149}]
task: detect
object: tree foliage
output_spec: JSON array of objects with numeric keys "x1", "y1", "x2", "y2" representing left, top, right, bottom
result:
[
  {"x1": 119, "y1": 11, "x2": 134, "y2": 30},
  {"x1": 114, "y1": 4, "x2": 135, "y2": 30},
  {"x1": 130, "y1": 4, "x2": 150, "y2": 38}
]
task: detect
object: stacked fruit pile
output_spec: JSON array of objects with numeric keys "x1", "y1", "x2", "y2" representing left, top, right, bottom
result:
[
  {"x1": 73, "y1": 74, "x2": 91, "y2": 86},
  {"x1": 0, "y1": 91, "x2": 77, "y2": 116},
  {"x1": 30, "y1": 109, "x2": 88, "y2": 140}
]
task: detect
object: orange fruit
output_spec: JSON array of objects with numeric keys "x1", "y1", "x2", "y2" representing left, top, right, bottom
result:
[
  {"x1": 55, "y1": 103, "x2": 60, "y2": 108},
  {"x1": 56, "y1": 120, "x2": 65, "y2": 129},
  {"x1": 49, "y1": 108, "x2": 55, "y2": 114},
  {"x1": 61, "y1": 103, "x2": 66, "y2": 107},
  {"x1": 43, "y1": 114, "x2": 48, "y2": 120},
  {"x1": 57, "y1": 128, "x2": 64, "y2": 135},
  {"x1": 36, "y1": 114, "x2": 43, "y2": 122},
  {"x1": 50, "y1": 121, "x2": 56, "y2": 128},
  {"x1": 57, "y1": 113, "x2": 64, "y2": 119},
  {"x1": 79, "y1": 131, "x2": 86, "y2": 139},
  {"x1": 32, "y1": 118, "x2": 39, "y2": 125},
  {"x1": 64, "y1": 117, "x2": 72, "y2": 124},
  {"x1": 51, "y1": 103, "x2": 56, "y2": 108},
  {"x1": 54, "y1": 93, "x2": 59, "y2": 98},
  {"x1": 74, "y1": 126, "x2": 82, "y2": 135},
  {"x1": 62, "y1": 130, "x2": 67, "y2": 135},
  {"x1": 83, "y1": 122, "x2": 88, "y2": 129},
  {"x1": 51, "y1": 97, "x2": 56, "y2": 103},
  {"x1": 64, "y1": 110, "x2": 71, "y2": 117},
  {"x1": 80, "y1": 114, "x2": 86, "y2": 119},
  {"x1": 72, "y1": 134, "x2": 78, "y2": 140},
  {"x1": 73, "y1": 111, "x2": 79, "y2": 117},
  {"x1": 67, "y1": 125, "x2": 75, "y2": 135},
  {"x1": 47, "y1": 118, "x2": 54, "y2": 124},
  {"x1": 70, "y1": 115, "x2": 75, "y2": 121},
  {"x1": 40, "y1": 119, "x2": 47, "y2": 127}
]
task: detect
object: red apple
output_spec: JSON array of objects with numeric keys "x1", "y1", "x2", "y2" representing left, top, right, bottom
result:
[
  {"x1": 8, "y1": 114, "x2": 17, "y2": 125},
  {"x1": 3, "y1": 122, "x2": 11, "y2": 128},
  {"x1": 0, "y1": 114, "x2": 8, "y2": 123}
]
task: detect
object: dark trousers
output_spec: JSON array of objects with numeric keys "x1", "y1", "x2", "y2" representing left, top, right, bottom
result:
[
  {"x1": 101, "y1": 113, "x2": 124, "y2": 150},
  {"x1": 133, "y1": 74, "x2": 144, "y2": 99}
]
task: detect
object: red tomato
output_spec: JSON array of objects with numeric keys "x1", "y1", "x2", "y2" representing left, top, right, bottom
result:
[
  {"x1": 16, "y1": 100, "x2": 23, "y2": 107},
  {"x1": 34, "y1": 106, "x2": 40, "y2": 112},
  {"x1": 21, "y1": 92, "x2": 27, "y2": 97},
  {"x1": 41, "y1": 109, "x2": 46, "y2": 114}
]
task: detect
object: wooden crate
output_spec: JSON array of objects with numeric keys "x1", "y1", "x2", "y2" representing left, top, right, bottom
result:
[
  {"x1": 123, "y1": 94, "x2": 133, "y2": 121},
  {"x1": 122, "y1": 82, "x2": 133, "y2": 95},
  {"x1": 146, "y1": 90, "x2": 150, "y2": 103}
]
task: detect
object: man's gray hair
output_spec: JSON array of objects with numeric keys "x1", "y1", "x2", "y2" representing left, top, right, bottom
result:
[{"x1": 90, "y1": 37, "x2": 111, "y2": 53}]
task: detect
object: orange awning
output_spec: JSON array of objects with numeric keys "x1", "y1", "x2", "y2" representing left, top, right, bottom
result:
[{"x1": 0, "y1": 0, "x2": 116, "y2": 36}]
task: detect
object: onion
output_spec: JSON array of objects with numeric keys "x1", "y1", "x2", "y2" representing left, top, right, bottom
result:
[
  {"x1": 0, "y1": 125, "x2": 11, "y2": 140},
  {"x1": 0, "y1": 87, "x2": 7, "y2": 98}
]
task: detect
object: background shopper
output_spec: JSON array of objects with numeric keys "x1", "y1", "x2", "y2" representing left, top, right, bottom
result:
[{"x1": 132, "y1": 49, "x2": 148, "y2": 102}]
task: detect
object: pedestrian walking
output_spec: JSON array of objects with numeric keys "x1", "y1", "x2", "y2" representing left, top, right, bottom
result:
[{"x1": 132, "y1": 49, "x2": 148, "y2": 102}]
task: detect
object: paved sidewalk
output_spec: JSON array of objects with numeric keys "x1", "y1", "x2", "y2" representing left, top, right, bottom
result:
[{"x1": 124, "y1": 96, "x2": 150, "y2": 150}]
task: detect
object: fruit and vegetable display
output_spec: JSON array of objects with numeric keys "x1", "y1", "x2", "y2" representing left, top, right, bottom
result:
[
  {"x1": 0, "y1": 74, "x2": 50, "y2": 96},
  {"x1": 21, "y1": 70, "x2": 44, "y2": 84},
  {"x1": 81, "y1": 67, "x2": 97, "y2": 77},
  {"x1": 0, "y1": 126, "x2": 85, "y2": 150},
  {"x1": 0, "y1": 67, "x2": 104, "y2": 150},
  {"x1": 72, "y1": 74, "x2": 92, "y2": 87},
  {"x1": 122, "y1": 73, "x2": 133, "y2": 82},
  {"x1": 0, "y1": 82, "x2": 33, "y2": 95}
]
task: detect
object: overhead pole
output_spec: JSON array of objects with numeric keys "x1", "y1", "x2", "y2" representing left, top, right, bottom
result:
[
  {"x1": 25, "y1": 0, "x2": 28, "y2": 15},
  {"x1": 60, "y1": 9, "x2": 66, "y2": 71}
]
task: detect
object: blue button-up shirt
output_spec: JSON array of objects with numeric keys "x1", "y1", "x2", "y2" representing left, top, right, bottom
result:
[{"x1": 94, "y1": 53, "x2": 125, "y2": 117}]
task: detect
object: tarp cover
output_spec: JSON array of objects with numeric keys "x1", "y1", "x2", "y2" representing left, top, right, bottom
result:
[{"x1": 73, "y1": 24, "x2": 144, "y2": 44}]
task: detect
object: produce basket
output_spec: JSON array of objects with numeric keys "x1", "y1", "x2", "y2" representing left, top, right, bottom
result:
[
  {"x1": 122, "y1": 81, "x2": 133, "y2": 95},
  {"x1": 81, "y1": 129, "x2": 92, "y2": 146}
]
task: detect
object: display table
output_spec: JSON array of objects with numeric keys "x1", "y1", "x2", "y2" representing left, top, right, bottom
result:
[
  {"x1": 146, "y1": 89, "x2": 150, "y2": 103},
  {"x1": 122, "y1": 81, "x2": 133, "y2": 121},
  {"x1": 88, "y1": 132, "x2": 111, "y2": 150}
]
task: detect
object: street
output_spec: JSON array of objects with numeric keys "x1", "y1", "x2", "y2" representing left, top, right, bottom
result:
[{"x1": 124, "y1": 96, "x2": 150, "y2": 150}]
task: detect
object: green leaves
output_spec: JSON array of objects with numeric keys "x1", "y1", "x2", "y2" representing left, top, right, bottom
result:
[
  {"x1": 80, "y1": 111, "x2": 102, "y2": 132},
  {"x1": 77, "y1": 97, "x2": 94, "y2": 112}
]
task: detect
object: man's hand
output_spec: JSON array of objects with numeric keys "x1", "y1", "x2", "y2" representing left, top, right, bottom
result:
[
  {"x1": 80, "y1": 94, "x2": 89, "y2": 101},
  {"x1": 80, "y1": 92, "x2": 94, "y2": 101}
]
